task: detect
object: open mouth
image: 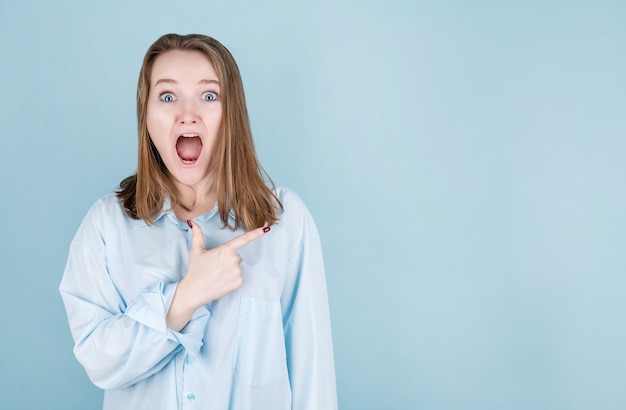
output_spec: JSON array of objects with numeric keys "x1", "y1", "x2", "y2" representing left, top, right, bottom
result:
[{"x1": 176, "y1": 133, "x2": 203, "y2": 164}]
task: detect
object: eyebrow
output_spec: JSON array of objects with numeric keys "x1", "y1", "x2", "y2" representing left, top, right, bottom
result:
[{"x1": 154, "y1": 78, "x2": 220, "y2": 86}]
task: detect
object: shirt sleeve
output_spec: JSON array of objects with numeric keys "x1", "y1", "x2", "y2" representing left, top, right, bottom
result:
[
  {"x1": 280, "y1": 197, "x2": 338, "y2": 410},
  {"x1": 59, "y1": 205, "x2": 209, "y2": 391}
]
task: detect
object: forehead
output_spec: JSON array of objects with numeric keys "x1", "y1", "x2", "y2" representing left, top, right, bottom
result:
[{"x1": 150, "y1": 49, "x2": 218, "y2": 84}]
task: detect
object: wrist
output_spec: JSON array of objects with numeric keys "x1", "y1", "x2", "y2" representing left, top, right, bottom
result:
[{"x1": 166, "y1": 281, "x2": 198, "y2": 332}]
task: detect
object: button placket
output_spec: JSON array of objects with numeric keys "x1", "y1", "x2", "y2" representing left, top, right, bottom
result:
[{"x1": 181, "y1": 350, "x2": 202, "y2": 408}]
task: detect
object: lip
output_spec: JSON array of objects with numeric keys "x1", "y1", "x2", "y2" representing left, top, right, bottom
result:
[{"x1": 175, "y1": 130, "x2": 204, "y2": 167}]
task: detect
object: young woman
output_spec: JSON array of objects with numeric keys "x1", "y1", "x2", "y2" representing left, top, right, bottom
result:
[{"x1": 60, "y1": 33, "x2": 337, "y2": 410}]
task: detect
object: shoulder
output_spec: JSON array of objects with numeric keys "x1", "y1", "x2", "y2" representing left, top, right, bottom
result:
[
  {"x1": 273, "y1": 184, "x2": 303, "y2": 204},
  {"x1": 271, "y1": 185, "x2": 320, "y2": 240},
  {"x1": 73, "y1": 192, "x2": 134, "y2": 244},
  {"x1": 273, "y1": 185, "x2": 313, "y2": 221},
  {"x1": 83, "y1": 192, "x2": 128, "y2": 223}
]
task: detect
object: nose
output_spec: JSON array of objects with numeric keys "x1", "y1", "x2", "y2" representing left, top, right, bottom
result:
[{"x1": 178, "y1": 99, "x2": 199, "y2": 124}]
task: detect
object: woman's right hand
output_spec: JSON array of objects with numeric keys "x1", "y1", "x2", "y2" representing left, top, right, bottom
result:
[{"x1": 166, "y1": 221, "x2": 269, "y2": 331}]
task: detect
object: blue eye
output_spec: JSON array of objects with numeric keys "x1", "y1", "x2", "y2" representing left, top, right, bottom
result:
[
  {"x1": 203, "y1": 92, "x2": 218, "y2": 101},
  {"x1": 160, "y1": 93, "x2": 175, "y2": 102}
]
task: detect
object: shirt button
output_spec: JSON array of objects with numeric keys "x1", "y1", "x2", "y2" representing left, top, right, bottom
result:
[{"x1": 187, "y1": 393, "x2": 196, "y2": 401}]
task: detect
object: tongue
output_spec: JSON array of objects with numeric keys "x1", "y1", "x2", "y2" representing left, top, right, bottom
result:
[{"x1": 176, "y1": 136, "x2": 202, "y2": 161}]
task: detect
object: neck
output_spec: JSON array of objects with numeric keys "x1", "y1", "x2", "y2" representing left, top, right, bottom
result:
[{"x1": 172, "y1": 182, "x2": 217, "y2": 221}]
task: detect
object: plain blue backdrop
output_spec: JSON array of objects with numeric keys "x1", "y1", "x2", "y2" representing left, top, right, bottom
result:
[{"x1": 1, "y1": 1, "x2": 625, "y2": 409}]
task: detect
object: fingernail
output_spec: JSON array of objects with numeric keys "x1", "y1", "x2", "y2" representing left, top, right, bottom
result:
[
  {"x1": 187, "y1": 220, "x2": 193, "y2": 229},
  {"x1": 263, "y1": 226, "x2": 271, "y2": 233}
]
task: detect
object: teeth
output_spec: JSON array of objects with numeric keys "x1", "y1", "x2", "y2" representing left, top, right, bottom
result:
[{"x1": 181, "y1": 133, "x2": 199, "y2": 137}]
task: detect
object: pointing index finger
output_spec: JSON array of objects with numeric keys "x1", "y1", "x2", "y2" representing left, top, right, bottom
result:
[{"x1": 223, "y1": 226, "x2": 270, "y2": 251}]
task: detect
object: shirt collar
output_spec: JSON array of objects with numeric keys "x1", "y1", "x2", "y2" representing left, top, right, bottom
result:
[{"x1": 133, "y1": 195, "x2": 236, "y2": 228}]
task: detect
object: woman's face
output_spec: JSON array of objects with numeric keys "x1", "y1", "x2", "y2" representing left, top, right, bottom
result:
[{"x1": 146, "y1": 49, "x2": 222, "y2": 191}]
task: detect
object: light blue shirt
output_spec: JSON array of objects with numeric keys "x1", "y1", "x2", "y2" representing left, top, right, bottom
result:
[{"x1": 59, "y1": 186, "x2": 337, "y2": 410}]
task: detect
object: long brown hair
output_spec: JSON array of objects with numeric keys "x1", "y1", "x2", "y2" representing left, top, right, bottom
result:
[{"x1": 117, "y1": 33, "x2": 282, "y2": 230}]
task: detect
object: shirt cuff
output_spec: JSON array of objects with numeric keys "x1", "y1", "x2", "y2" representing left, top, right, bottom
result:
[{"x1": 124, "y1": 280, "x2": 210, "y2": 359}]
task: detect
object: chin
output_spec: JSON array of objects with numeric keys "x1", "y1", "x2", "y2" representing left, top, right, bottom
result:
[{"x1": 171, "y1": 167, "x2": 211, "y2": 187}]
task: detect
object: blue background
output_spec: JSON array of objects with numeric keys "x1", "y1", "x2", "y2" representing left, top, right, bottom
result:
[{"x1": 1, "y1": 1, "x2": 625, "y2": 409}]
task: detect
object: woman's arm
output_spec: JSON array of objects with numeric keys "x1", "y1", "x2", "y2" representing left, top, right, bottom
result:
[
  {"x1": 280, "y1": 197, "x2": 338, "y2": 409},
  {"x1": 59, "y1": 208, "x2": 209, "y2": 391},
  {"x1": 166, "y1": 221, "x2": 268, "y2": 331},
  {"x1": 60, "y1": 203, "x2": 269, "y2": 390}
]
